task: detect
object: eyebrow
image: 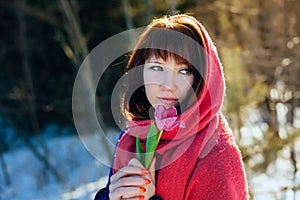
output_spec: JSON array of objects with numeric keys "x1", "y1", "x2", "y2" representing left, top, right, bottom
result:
[{"x1": 146, "y1": 60, "x2": 164, "y2": 64}]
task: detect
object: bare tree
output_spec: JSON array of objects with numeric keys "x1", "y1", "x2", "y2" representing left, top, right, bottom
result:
[
  {"x1": 57, "y1": 0, "x2": 113, "y2": 159},
  {"x1": 14, "y1": 0, "x2": 61, "y2": 181},
  {"x1": 169, "y1": 0, "x2": 176, "y2": 14},
  {"x1": 10, "y1": 0, "x2": 114, "y2": 159},
  {"x1": 121, "y1": 0, "x2": 136, "y2": 43},
  {"x1": 0, "y1": 138, "x2": 10, "y2": 186},
  {"x1": 144, "y1": 0, "x2": 153, "y2": 23}
]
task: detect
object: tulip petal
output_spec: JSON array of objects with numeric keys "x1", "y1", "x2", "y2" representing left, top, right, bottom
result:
[
  {"x1": 154, "y1": 106, "x2": 185, "y2": 131},
  {"x1": 166, "y1": 106, "x2": 177, "y2": 118}
]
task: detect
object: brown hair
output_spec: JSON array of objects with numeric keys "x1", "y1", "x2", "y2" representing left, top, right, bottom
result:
[{"x1": 122, "y1": 14, "x2": 206, "y2": 120}]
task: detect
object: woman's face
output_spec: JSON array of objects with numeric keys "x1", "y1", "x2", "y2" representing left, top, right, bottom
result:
[{"x1": 143, "y1": 55, "x2": 194, "y2": 109}]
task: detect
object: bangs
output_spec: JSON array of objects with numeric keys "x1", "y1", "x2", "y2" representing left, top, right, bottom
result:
[
  {"x1": 141, "y1": 27, "x2": 194, "y2": 66},
  {"x1": 138, "y1": 24, "x2": 204, "y2": 70},
  {"x1": 144, "y1": 48, "x2": 191, "y2": 66}
]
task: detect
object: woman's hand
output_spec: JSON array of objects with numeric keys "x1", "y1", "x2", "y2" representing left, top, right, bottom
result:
[{"x1": 109, "y1": 158, "x2": 156, "y2": 200}]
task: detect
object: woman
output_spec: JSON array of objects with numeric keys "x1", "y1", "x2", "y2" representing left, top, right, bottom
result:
[{"x1": 95, "y1": 14, "x2": 249, "y2": 200}]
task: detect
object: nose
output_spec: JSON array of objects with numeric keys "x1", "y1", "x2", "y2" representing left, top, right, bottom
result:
[{"x1": 160, "y1": 70, "x2": 176, "y2": 91}]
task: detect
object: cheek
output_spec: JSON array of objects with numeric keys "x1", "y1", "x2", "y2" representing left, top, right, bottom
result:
[
  {"x1": 143, "y1": 72, "x2": 163, "y2": 86},
  {"x1": 143, "y1": 70, "x2": 157, "y2": 103},
  {"x1": 144, "y1": 84, "x2": 158, "y2": 107},
  {"x1": 143, "y1": 68, "x2": 152, "y2": 86},
  {"x1": 178, "y1": 76, "x2": 194, "y2": 90}
]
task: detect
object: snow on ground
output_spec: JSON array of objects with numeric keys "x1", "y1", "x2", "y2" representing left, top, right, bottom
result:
[
  {"x1": 0, "y1": 128, "x2": 299, "y2": 200},
  {"x1": 0, "y1": 129, "x2": 118, "y2": 200},
  {"x1": 249, "y1": 137, "x2": 300, "y2": 200}
]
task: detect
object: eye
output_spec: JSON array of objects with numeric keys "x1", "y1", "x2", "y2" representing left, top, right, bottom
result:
[
  {"x1": 179, "y1": 68, "x2": 192, "y2": 75},
  {"x1": 149, "y1": 65, "x2": 163, "y2": 71}
]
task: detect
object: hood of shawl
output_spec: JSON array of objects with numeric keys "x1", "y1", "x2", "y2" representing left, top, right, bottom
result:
[
  {"x1": 113, "y1": 15, "x2": 226, "y2": 172},
  {"x1": 126, "y1": 15, "x2": 225, "y2": 141}
]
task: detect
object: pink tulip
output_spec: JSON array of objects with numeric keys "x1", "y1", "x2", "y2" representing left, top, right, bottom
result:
[{"x1": 154, "y1": 105, "x2": 185, "y2": 131}]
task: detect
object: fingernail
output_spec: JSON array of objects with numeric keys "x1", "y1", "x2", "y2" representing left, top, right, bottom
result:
[
  {"x1": 139, "y1": 196, "x2": 145, "y2": 200},
  {"x1": 144, "y1": 179, "x2": 151, "y2": 184},
  {"x1": 140, "y1": 187, "x2": 146, "y2": 193},
  {"x1": 141, "y1": 169, "x2": 148, "y2": 174}
]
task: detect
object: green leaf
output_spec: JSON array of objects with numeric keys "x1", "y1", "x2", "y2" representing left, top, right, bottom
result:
[
  {"x1": 145, "y1": 124, "x2": 158, "y2": 169},
  {"x1": 145, "y1": 151, "x2": 155, "y2": 169},
  {"x1": 136, "y1": 136, "x2": 143, "y2": 163},
  {"x1": 147, "y1": 123, "x2": 157, "y2": 137},
  {"x1": 156, "y1": 130, "x2": 163, "y2": 145}
]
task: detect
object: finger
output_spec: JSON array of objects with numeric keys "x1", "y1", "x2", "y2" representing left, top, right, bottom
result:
[
  {"x1": 111, "y1": 166, "x2": 149, "y2": 183},
  {"x1": 149, "y1": 157, "x2": 156, "y2": 185},
  {"x1": 122, "y1": 196, "x2": 145, "y2": 200},
  {"x1": 110, "y1": 186, "x2": 146, "y2": 200},
  {"x1": 109, "y1": 176, "x2": 151, "y2": 192}
]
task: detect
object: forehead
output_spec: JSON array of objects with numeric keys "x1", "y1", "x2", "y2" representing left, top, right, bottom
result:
[
  {"x1": 144, "y1": 49, "x2": 190, "y2": 66},
  {"x1": 145, "y1": 54, "x2": 184, "y2": 64}
]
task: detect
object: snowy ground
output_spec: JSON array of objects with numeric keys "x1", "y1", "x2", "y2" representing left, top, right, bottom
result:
[
  {"x1": 0, "y1": 130, "x2": 299, "y2": 200},
  {"x1": 0, "y1": 130, "x2": 117, "y2": 200},
  {"x1": 249, "y1": 138, "x2": 300, "y2": 200}
]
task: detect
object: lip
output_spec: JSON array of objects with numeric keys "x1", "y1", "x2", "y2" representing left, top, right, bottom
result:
[{"x1": 158, "y1": 97, "x2": 178, "y2": 105}]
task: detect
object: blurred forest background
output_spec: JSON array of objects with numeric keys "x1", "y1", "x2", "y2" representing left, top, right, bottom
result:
[{"x1": 0, "y1": 0, "x2": 300, "y2": 199}]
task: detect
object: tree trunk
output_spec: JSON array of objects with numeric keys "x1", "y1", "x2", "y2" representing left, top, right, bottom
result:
[
  {"x1": 144, "y1": 0, "x2": 153, "y2": 23},
  {"x1": 15, "y1": 0, "x2": 40, "y2": 138},
  {"x1": 290, "y1": 144, "x2": 297, "y2": 200},
  {"x1": 15, "y1": 0, "x2": 61, "y2": 181},
  {"x1": 58, "y1": 0, "x2": 113, "y2": 160},
  {"x1": 169, "y1": 0, "x2": 176, "y2": 14},
  {"x1": 0, "y1": 142, "x2": 10, "y2": 186},
  {"x1": 121, "y1": 0, "x2": 136, "y2": 44}
]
